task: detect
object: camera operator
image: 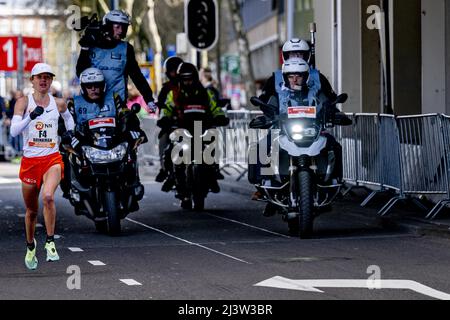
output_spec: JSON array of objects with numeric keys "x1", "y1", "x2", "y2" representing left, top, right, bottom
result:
[{"x1": 76, "y1": 10, "x2": 157, "y2": 114}]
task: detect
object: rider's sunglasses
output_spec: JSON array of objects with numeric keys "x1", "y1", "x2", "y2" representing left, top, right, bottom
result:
[
  {"x1": 288, "y1": 72, "x2": 308, "y2": 80},
  {"x1": 84, "y1": 83, "x2": 103, "y2": 89}
]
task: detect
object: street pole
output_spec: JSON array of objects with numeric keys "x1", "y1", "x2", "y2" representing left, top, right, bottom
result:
[
  {"x1": 287, "y1": 0, "x2": 294, "y2": 40},
  {"x1": 17, "y1": 35, "x2": 24, "y2": 90},
  {"x1": 216, "y1": 0, "x2": 222, "y2": 94}
]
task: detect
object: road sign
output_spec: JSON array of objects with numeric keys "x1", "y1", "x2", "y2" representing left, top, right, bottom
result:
[
  {"x1": 185, "y1": 0, "x2": 218, "y2": 50},
  {"x1": 0, "y1": 36, "x2": 18, "y2": 72},
  {"x1": 23, "y1": 37, "x2": 43, "y2": 72},
  {"x1": 0, "y1": 36, "x2": 43, "y2": 73}
]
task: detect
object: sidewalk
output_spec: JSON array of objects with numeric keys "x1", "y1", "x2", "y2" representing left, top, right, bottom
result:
[{"x1": 218, "y1": 165, "x2": 450, "y2": 239}]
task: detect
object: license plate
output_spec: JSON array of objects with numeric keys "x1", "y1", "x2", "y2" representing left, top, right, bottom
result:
[
  {"x1": 88, "y1": 117, "x2": 116, "y2": 129},
  {"x1": 287, "y1": 106, "x2": 317, "y2": 119}
]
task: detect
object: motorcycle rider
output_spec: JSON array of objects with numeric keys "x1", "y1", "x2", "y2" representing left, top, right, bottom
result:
[
  {"x1": 62, "y1": 67, "x2": 145, "y2": 209},
  {"x1": 76, "y1": 9, "x2": 157, "y2": 113},
  {"x1": 253, "y1": 58, "x2": 346, "y2": 216},
  {"x1": 259, "y1": 38, "x2": 337, "y2": 104},
  {"x1": 157, "y1": 62, "x2": 229, "y2": 209},
  {"x1": 155, "y1": 56, "x2": 184, "y2": 188}
]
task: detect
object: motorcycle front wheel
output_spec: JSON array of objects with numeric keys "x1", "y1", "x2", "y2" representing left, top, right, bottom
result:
[
  {"x1": 296, "y1": 170, "x2": 314, "y2": 239},
  {"x1": 192, "y1": 164, "x2": 207, "y2": 211},
  {"x1": 104, "y1": 191, "x2": 121, "y2": 236}
]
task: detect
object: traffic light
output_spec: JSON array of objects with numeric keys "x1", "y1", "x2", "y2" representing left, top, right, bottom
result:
[{"x1": 185, "y1": 0, "x2": 218, "y2": 50}]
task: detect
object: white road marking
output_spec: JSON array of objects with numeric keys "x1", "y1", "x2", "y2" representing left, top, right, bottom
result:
[
  {"x1": 120, "y1": 279, "x2": 142, "y2": 286},
  {"x1": 68, "y1": 247, "x2": 84, "y2": 252},
  {"x1": 36, "y1": 223, "x2": 43, "y2": 228},
  {"x1": 126, "y1": 217, "x2": 251, "y2": 265},
  {"x1": 255, "y1": 276, "x2": 450, "y2": 300},
  {"x1": 17, "y1": 214, "x2": 25, "y2": 218},
  {"x1": 205, "y1": 213, "x2": 291, "y2": 239},
  {"x1": 0, "y1": 177, "x2": 20, "y2": 184},
  {"x1": 4, "y1": 206, "x2": 14, "y2": 210},
  {"x1": 88, "y1": 260, "x2": 106, "y2": 266}
]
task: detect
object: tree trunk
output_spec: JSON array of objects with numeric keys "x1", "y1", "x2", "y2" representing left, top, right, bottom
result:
[
  {"x1": 147, "y1": 0, "x2": 163, "y2": 94},
  {"x1": 228, "y1": 0, "x2": 257, "y2": 105}
]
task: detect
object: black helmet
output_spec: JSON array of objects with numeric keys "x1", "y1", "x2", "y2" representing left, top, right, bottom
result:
[
  {"x1": 164, "y1": 56, "x2": 183, "y2": 79},
  {"x1": 177, "y1": 62, "x2": 199, "y2": 83}
]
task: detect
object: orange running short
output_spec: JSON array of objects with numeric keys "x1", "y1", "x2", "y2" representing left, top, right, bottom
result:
[{"x1": 19, "y1": 152, "x2": 64, "y2": 189}]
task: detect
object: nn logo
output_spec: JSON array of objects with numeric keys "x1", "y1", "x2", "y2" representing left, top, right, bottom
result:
[{"x1": 185, "y1": 0, "x2": 218, "y2": 50}]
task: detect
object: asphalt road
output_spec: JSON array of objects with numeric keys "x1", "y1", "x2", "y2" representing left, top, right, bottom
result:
[{"x1": 1, "y1": 165, "x2": 450, "y2": 301}]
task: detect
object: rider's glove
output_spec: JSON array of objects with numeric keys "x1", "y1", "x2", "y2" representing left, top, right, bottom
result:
[
  {"x1": 147, "y1": 101, "x2": 158, "y2": 113},
  {"x1": 78, "y1": 32, "x2": 96, "y2": 49},
  {"x1": 61, "y1": 130, "x2": 79, "y2": 148},
  {"x1": 30, "y1": 106, "x2": 44, "y2": 120}
]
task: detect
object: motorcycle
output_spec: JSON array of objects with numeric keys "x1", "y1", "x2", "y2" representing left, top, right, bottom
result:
[
  {"x1": 164, "y1": 109, "x2": 229, "y2": 211},
  {"x1": 62, "y1": 104, "x2": 147, "y2": 236},
  {"x1": 248, "y1": 94, "x2": 351, "y2": 238}
]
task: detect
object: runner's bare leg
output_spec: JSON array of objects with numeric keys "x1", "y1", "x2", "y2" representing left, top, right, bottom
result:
[{"x1": 41, "y1": 164, "x2": 62, "y2": 237}]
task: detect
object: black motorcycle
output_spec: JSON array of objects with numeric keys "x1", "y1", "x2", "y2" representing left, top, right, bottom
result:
[
  {"x1": 63, "y1": 104, "x2": 147, "y2": 235},
  {"x1": 162, "y1": 109, "x2": 229, "y2": 211},
  {"x1": 248, "y1": 94, "x2": 351, "y2": 238}
]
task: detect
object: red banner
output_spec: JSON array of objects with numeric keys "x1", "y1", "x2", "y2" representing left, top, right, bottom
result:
[
  {"x1": 23, "y1": 37, "x2": 43, "y2": 72},
  {"x1": 0, "y1": 36, "x2": 43, "y2": 72},
  {"x1": 0, "y1": 36, "x2": 18, "y2": 72}
]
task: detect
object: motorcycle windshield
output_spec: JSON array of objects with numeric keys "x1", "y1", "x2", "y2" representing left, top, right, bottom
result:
[{"x1": 86, "y1": 117, "x2": 118, "y2": 149}]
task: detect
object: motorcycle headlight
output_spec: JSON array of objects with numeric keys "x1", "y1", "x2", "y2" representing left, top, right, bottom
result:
[
  {"x1": 82, "y1": 142, "x2": 128, "y2": 164},
  {"x1": 287, "y1": 122, "x2": 318, "y2": 142},
  {"x1": 291, "y1": 124, "x2": 304, "y2": 134}
]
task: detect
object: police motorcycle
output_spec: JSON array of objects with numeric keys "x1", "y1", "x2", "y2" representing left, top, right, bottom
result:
[
  {"x1": 62, "y1": 103, "x2": 147, "y2": 236},
  {"x1": 165, "y1": 108, "x2": 229, "y2": 212},
  {"x1": 248, "y1": 93, "x2": 350, "y2": 239}
]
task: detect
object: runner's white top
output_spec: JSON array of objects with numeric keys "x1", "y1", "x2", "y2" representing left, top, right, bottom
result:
[{"x1": 23, "y1": 94, "x2": 60, "y2": 158}]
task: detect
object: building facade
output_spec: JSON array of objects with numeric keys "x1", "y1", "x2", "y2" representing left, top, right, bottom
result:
[{"x1": 229, "y1": 0, "x2": 450, "y2": 115}]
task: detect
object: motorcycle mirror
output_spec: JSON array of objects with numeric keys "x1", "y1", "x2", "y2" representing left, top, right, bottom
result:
[
  {"x1": 250, "y1": 97, "x2": 277, "y2": 117},
  {"x1": 335, "y1": 93, "x2": 348, "y2": 104},
  {"x1": 218, "y1": 98, "x2": 231, "y2": 109},
  {"x1": 250, "y1": 96, "x2": 263, "y2": 107},
  {"x1": 131, "y1": 103, "x2": 141, "y2": 114},
  {"x1": 249, "y1": 116, "x2": 273, "y2": 129}
]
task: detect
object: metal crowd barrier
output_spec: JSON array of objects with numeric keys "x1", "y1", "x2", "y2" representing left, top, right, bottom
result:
[
  {"x1": 332, "y1": 113, "x2": 450, "y2": 219},
  {"x1": 219, "y1": 110, "x2": 262, "y2": 181},
  {"x1": 426, "y1": 115, "x2": 450, "y2": 219},
  {"x1": 139, "y1": 116, "x2": 160, "y2": 166},
  {"x1": 139, "y1": 111, "x2": 450, "y2": 219}
]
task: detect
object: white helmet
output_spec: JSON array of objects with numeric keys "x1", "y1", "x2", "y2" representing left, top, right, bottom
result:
[
  {"x1": 282, "y1": 58, "x2": 309, "y2": 91},
  {"x1": 282, "y1": 38, "x2": 310, "y2": 61},
  {"x1": 103, "y1": 10, "x2": 131, "y2": 25},
  {"x1": 282, "y1": 58, "x2": 310, "y2": 75},
  {"x1": 80, "y1": 67, "x2": 105, "y2": 84},
  {"x1": 80, "y1": 68, "x2": 105, "y2": 98}
]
